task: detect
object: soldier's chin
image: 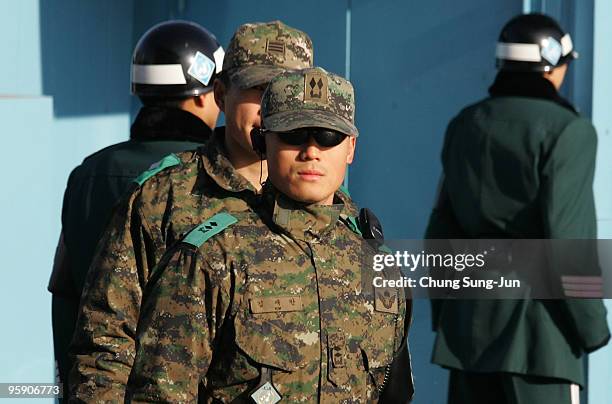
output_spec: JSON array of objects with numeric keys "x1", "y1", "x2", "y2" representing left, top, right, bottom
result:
[{"x1": 286, "y1": 187, "x2": 333, "y2": 205}]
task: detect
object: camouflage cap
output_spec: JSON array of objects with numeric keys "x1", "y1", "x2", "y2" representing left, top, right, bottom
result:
[
  {"x1": 223, "y1": 21, "x2": 313, "y2": 89},
  {"x1": 261, "y1": 67, "x2": 358, "y2": 136}
]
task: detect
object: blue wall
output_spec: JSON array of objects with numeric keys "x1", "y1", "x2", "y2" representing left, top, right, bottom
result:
[
  {"x1": 589, "y1": 0, "x2": 612, "y2": 402},
  {"x1": 0, "y1": 2, "x2": 133, "y2": 402}
]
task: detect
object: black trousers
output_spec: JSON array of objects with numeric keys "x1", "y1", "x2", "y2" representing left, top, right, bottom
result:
[{"x1": 447, "y1": 370, "x2": 580, "y2": 404}]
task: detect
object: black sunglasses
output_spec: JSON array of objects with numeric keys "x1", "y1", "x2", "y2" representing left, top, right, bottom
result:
[{"x1": 275, "y1": 128, "x2": 348, "y2": 147}]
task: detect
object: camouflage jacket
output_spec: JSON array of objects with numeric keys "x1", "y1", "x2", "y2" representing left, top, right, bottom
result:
[
  {"x1": 70, "y1": 129, "x2": 256, "y2": 402},
  {"x1": 69, "y1": 129, "x2": 359, "y2": 403},
  {"x1": 127, "y1": 187, "x2": 408, "y2": 403}
]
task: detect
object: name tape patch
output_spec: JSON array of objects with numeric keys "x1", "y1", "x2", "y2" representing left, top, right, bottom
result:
[{"x1": 250, "y1": 296, "x2": 304, "y2": 314}]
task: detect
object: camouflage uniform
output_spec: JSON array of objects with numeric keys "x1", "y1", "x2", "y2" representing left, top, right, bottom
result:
[
  {"x1": 69, "y1": 21, "x2": 314, "y2": 403},
  {"x1": 127, "y1": 68, "x2": 413, "y2": 402}
]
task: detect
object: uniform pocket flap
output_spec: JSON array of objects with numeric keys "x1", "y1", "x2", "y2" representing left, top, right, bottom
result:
[{"x1": 235, "y1": 300, "x2": 319, "y2": 371}]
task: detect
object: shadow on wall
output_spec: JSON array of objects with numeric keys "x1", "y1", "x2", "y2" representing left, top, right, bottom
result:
[
  {"x1": 39, "y1": 0, "x2": 135, "y2": 117},
  {"x1": 348, "y1": 0, "x2": 522, "y2": 239}
]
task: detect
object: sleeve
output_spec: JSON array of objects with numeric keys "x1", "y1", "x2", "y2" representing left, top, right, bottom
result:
[
  {"x1": 49, "y1": 170, "x2": 82, "y2": 398},
  {"x1": 68, "y1": 189, "x2": 161, "y2": 403},
  {"x1": 48, "y1": 233, "x2": 78, "y2": 298},
  {"x1": 424, "y1": 175, "x2": 465, "y2": 239},
  {"x1": 425, "y1": 117, "x2": 465, "y2": 240},
  {"x1": 540, "y1": 118, "x2": 610, "y2": 353},
  {"x1": 127, "y1": 245, "x2": 230, "y2": 403},
  {"x1": 49, "y1": 167, "x2": 81, "y2": 298},
  {"x1": 424, "y1": 176, "x2": 465, "y2": 331}
]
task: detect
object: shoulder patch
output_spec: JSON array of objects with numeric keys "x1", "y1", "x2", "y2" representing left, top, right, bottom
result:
[
  {"x1": 133, "y1": 154, "x2": 181, "y2": 186},
  {"x1": 340, "y1": 214, "x2": 362, "y2": 237},
  {"x1": 183, "y1": 212, "x2": 238, "y2": 248}
]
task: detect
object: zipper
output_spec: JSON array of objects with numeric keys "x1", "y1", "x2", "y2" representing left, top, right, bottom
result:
[
  {"x1": 378, "y1": 362, "x2": 393, "y2": 393},
  {"x1": 377, "y1": 304, "x2": 400, "y2": 393}
]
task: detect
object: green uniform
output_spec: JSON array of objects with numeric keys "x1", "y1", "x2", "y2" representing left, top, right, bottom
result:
[
  {"x1": 128, "y1": 187, "x2": 410, "y2": 403},
  {"x1": 426, "y1": 74, "x2": 610, "y2": 402},
  {"x1": 48, "y1": 106, "x2": 211, "y2": 397}
]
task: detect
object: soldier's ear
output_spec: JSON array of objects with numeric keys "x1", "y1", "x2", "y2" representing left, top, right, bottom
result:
[
  {"x1": 346, "y1": 136, "x2": 356, "y2": 164},
  {"x1": 213, "y1": 79, "x2": 226, "y2": 112},
  {"x1": 193, "y1": 94, "x2": 207, "y2": 108}
]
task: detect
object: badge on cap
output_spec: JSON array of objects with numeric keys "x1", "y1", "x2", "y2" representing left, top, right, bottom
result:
[
  {"x1": 540, "y1": 36, "x2": 562, "y2": 65},
  {"x1": 188, "y1": 51, "x2": 216, "y2": 86},
  {"x1": 266, "y1": 39, "x2": 286, "y2": 56},
  {"x1": 304, "y1": 72, "x2": 328, "y2": 104},
  {"x1": 250, "y1": 382, "x2": 282, "y2": 404}
]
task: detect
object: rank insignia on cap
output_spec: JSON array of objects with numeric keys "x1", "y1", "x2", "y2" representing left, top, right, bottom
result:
[
  {"x1": 304, "y1": 72, "x2": 328, "y2": 103},
  {"x1": 266, "y1": 39, "x2": 286, "y2": 56},
  {"x1": 188, "y1": 51, "x2": 216, "y2": 86},
  {"x1": 250, "y1": 382, "x2": 282, "y2": 404}
]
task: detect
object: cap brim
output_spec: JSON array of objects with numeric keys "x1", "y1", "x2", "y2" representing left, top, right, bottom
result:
[
  {"x1": 228, "y1": 65, "x2": 287, "y2": 89},
  {"x1": 263, "y1": 109, "x2": 358, "y2": 136}
]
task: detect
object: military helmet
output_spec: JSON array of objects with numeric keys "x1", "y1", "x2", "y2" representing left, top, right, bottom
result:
[
  {"x1": 131, "y1": 20, "x2": 224, "y2": 97},
  {"x1": 261, "y1": 67, "x2": 358, "y2": 136},
  {"x1": 496, "y1": 13, "x2": 578, "y2": 72}
]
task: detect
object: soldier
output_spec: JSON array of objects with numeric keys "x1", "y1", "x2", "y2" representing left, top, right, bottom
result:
[
  {"x1": 127, "y1": 67, "x2": 414, "y2": 403},
  {"x1": 426, "y1": 14, "x2": 610, "y2": 404},
  {"x1": 48, "y1": 20, "x2": 223, "y2": 399},
  {"x1": 69, "y1": 21, "x2": 315, "y2": 401}
]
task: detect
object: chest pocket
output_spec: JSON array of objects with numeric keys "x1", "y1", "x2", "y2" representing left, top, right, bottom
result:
[{"x1": 233, "y1": 255, "x2": 321, "y2": 373}]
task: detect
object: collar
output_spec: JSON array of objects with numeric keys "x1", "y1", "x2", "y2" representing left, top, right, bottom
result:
[
  {"x1": 198, "y1": 127, "x2": 258, "y2": 194},
  {"x1": 335, "y1": 187, "x2": 358, "y2": 217},
  {"x1": 260, "y1": 183, "x2": 345, "y2": 242},
  {"x1": 488, "y1": 72, "x2": 578, "y2": 114},
  {"x1": 130, "y1": 106, "x2": 214, "y2": 142}
]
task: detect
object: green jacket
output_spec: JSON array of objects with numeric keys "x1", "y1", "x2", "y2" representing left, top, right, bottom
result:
[
  {"x1": 48, "y1": 106, "x2": 211, "y2": 396},
  {"x1": 426, "y1": 80, "x2": 610, "y2": 386},
  {"x1": 128, "y1": 187, "x2": 411, "y2": 402}
]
